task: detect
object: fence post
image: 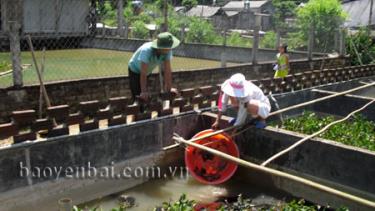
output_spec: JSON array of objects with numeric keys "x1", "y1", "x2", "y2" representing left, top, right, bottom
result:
[
  {"x1": 339, "y1": 28, "x2": 346, "y2": 57},
  {"x1": 276, "y1": 28, "x2": 281, "y2": 49},
  {"x1": 251, "y1": 15, "x2": 261, "y2": 65},
  {"x1": 221, "y1": 29, "x2": 227, "y2": 68},
  {"x1": 307, "y1": 26, "x2": 314, "y2": 61},
  {"x1": 8, "y1": 21, "x2": 23, "y2": 87},
  {"x1": 117, "y1": 0, "x2": 125, "y2": 37}
]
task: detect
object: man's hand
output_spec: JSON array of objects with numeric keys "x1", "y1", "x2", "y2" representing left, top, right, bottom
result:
[
  {"x1": 211, "y1": 120, "x2": 220, "y2": 130},
  {"x1": 139, "y1": 92, "x2": 149, "y2": 102},
  {"x1": 170, "y1": 87, "x2": 180, "y2": 97}
]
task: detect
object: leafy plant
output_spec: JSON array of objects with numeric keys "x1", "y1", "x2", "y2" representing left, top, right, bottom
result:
[
  {"x1": 156, "y1": 193, "x2": 196, "y2": 211},
  {"x1": 132, "y1": 21, "x2": 150, "y2": 40},
  {"x1": 261, "y1": 31, "x2": 277, "y2": 49},
  {"x1": 279, "y1": 111, "x2": 375, "y2": 151},
  {"x1": 185, "y1": 17, "x2": 221, "y2": 44},
  {"x1": 346, "y1": 27, "x2": 375, "y2": 66}
]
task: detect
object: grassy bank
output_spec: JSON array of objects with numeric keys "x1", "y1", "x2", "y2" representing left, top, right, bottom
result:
[{"x1": 0, "y1": 49, "x2": 234, "y2": 87}]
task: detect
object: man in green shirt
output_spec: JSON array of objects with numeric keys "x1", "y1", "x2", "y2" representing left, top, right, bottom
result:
[{"x1": 128, "y1": 32, "x2": 180, "y2": 103}]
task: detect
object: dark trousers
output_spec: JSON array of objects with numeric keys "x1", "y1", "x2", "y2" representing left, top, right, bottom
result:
[{"x1": 128, "y1": 67, "x2": 141, "y2": 104}]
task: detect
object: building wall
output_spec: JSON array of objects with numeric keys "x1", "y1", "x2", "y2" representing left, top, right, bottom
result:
[
  {"x1": 22, "y1": 0, "x2": 89, "y2": 35},
  {"x1": 80, "y1": 38, "x2": 324, "y2": 63}
]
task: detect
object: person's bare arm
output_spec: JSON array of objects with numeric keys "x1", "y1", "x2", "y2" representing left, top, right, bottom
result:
[
  {"x1": 286, "y1": 55, "x2": 291, "y2": 74},
  {"x1": 163, "y1": 60, "x2": 172, "y2": 91},
  {"x1": 140, "y1": 62, "x2": 149, "y2": 100},
  {"x1": 212, "y1": 111, "x2": 222, "y2": 130}
]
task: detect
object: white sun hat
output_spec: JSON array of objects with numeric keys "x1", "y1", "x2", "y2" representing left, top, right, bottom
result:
[{"x1": 221, "y1": 73, "x2": 252, "y2": 98}]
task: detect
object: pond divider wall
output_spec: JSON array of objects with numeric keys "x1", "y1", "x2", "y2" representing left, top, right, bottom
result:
[
  {"x1": 1, "y1": 76, "x2": 375, "y2": 210},
  {"x1": 0, "y1": 112, "x2": 200, "y2": 210}
]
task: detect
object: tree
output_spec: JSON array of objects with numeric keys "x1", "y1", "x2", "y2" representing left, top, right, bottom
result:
[
  {"x1": 271, "y1": 0, "x2": 309, "y2": 29},
  {"x1": 185, "y1": 17, "x2": 220, "y2": 44},
  {"x1": 296, "y1": 0, "x2": 347, "y2": 51},
  {"x1": 182, "y1": 0, "x2": 198, "y2": 10}
]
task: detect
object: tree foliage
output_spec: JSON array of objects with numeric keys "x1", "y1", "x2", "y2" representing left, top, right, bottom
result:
[
  {"x1": 182, "y1": 0, "x2": 198, "y2": 9},
  {"x1": 346, "y1": 28, "x2": 375, "y2": 65},
  {"x1": 296, "y1": 0, "x2": 347, "y2": 51}
]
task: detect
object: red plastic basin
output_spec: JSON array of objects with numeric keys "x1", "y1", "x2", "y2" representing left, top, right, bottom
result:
[{"x1": 185, "y1": 129, "x2": 240, "y2": 185}]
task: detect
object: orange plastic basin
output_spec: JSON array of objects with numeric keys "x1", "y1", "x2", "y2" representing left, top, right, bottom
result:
[{"x1": 185, "y1": 129, "x2": 240, "y2": 185}]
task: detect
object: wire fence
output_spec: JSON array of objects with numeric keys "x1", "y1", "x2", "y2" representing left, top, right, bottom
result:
[{"x1": 0, "y1": 0, "x2": 346, "y2": 88}]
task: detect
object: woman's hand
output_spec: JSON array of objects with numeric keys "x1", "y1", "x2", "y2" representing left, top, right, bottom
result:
[{"x1": 211, "y1": 120, "x2": 220, "y2": 130}]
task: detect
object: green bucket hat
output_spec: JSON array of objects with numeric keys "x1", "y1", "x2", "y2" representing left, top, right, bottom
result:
[{"x1": 151, "y1": 32, "x2": 180, "y2": 49}]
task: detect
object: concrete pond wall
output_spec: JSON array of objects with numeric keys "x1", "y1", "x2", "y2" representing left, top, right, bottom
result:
[
  {"x1": 0, "y1": 57, "x2": 347, "y2": 123},
  {"x1": 234, "y1": 78, "x2": 375, "y2": 210},
  {"x1": 80, "y1": 37, "x2": 326, "y2": 63},
  {"x1": 0, "y1": 111, "x2": 203, "y2": 211},
  {"x1": 0, "y1": 70, "x2": 374, "y2": 211}
]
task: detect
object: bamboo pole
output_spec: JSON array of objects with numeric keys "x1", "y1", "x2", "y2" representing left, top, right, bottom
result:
[
  {"x1": 26, "y1": 36, "x2": 57, "y2": 127},
  {"x1": 38, "y1": 47, "x2": 46, "y2": 118},
  {"x1": 261, "y1": 99, "x2": 375, "y2": 166},
  {"x1": 26, "y1": 35, "x2": 52, "y2": 108},
  {"x1": 173, "y1": 136, "x2": 375, "y2": 209}
]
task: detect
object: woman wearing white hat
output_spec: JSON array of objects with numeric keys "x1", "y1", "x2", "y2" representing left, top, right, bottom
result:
[{"x1": 212, "y1": 73, "x2": 271, "y2": 130}]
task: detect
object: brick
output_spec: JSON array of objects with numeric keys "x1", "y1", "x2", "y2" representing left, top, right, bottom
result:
[
  {"x1": 11, "y1": 110, "x2": 36, "y2": 125},
  {"x1": 79, "y1": 121, "x2": 99, "y2": 132},
  {"x1": 159, "y1": 92, "x2": 176, "y2": 101},
  {"x1": 79, "y1": 100, "x2": 100, "y2": 115},
  {"x1": 181, "y1": 88, "x2": 195, "y2": 98},
  {"x1": 108, "y1": 116, "x2": 127, "y2": 126},
  {"x1": 109, "y1": 97, "x2": 128, "y2": 108},
  {"x1": 159, "y1": 108, "x2": 173, "y2": 117},
  {"x1": 135, "y1": 112, "x2": 152, "y2": 121},
  {"x1": 199, "y1": 86, "x2": 213, "y2": 96},
  {"x1": 32, "y1": 119, "x2": 53, "y2": 132},
  {"x1": 97, "y1": 108, "x2": 112, "y2": 120},
  {"x1": 68, "y1": 113, "x2": 84, "y2": 125},
  {"x1": 14, "y1": 132, "x2": 37, "y2": 143},
  {"x1": 47, "y1": 105, "x2": 70, "y2": 122},
  {"x1": 0, "y1": 123, "x2": 18, "y2": 139},
  {"x1": 172, "y1": 98, "x2": 186, "y2": 108},
  {"x1": 47, "y1": 127, "x2": 70, "y2": 137},
  {"x1": 126, "y1": 105, "x2": 140, "y2": 115},
  {"x1": 181, "y1": 105, "x2": 194, "y2": 112},
  {"x1": 148, "y1": 102, "x2": 163, "y2": 112},
  {"x1": 191, "y1": 96, "x2": 203, "y2": 104}
]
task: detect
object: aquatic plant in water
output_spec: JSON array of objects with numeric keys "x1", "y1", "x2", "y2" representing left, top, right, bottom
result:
[
  {"x1": 155, "y1": 194, "x2": 348, "y2": 211},
  {"x1": 278, "y1": 112, "x2": 375, "y2": 151}
]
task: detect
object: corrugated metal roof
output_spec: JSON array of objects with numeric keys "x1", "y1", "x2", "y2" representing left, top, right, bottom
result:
[
  {"x1": 223, "y1": 1, "x2": 268, "y2": 11},
  {"x1": 342, "y1": 0, "x2": 375, "y2": 27},
  {"x1": 186, "y1": 5, "x2": 221, "y2": 18},
  {"x1": 225, "y1": 11, "x2": 240, "y2": 17}
]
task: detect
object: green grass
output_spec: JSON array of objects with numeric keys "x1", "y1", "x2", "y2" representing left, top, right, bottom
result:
[
  {"x1": 278, "y1": 111, "x2": 375, "y2": 151},
  {"x1": 0, "y1": 48, "x2": 233, "y2": 87},
  {"x1": 0, "y1": 61, "x2": 11, "y2": 73}
]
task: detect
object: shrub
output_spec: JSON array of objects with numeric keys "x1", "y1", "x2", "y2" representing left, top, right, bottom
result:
[{"x1": 132, "y1": 21, "x2": 150, "y2": 39}]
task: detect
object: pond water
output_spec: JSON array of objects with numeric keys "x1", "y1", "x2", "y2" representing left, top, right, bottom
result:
[{"x1": 80, "y1": 175, "x2": 287, "y2": 210}]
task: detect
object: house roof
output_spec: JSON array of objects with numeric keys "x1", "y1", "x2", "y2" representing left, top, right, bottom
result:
[
  {"x1": 222, "y1": 1, "x2": 269, "y2": 11},
  {"x1": 342, "y1": 0, "x2": 375, "y2": 27},
  {"x1": 186, "y1": 5, "x2": 221, "y2": 18}
]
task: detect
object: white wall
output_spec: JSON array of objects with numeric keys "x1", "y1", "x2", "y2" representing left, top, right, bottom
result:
[{"x1": 23, "y1": 0, "x2": 89, "y2": 35}]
